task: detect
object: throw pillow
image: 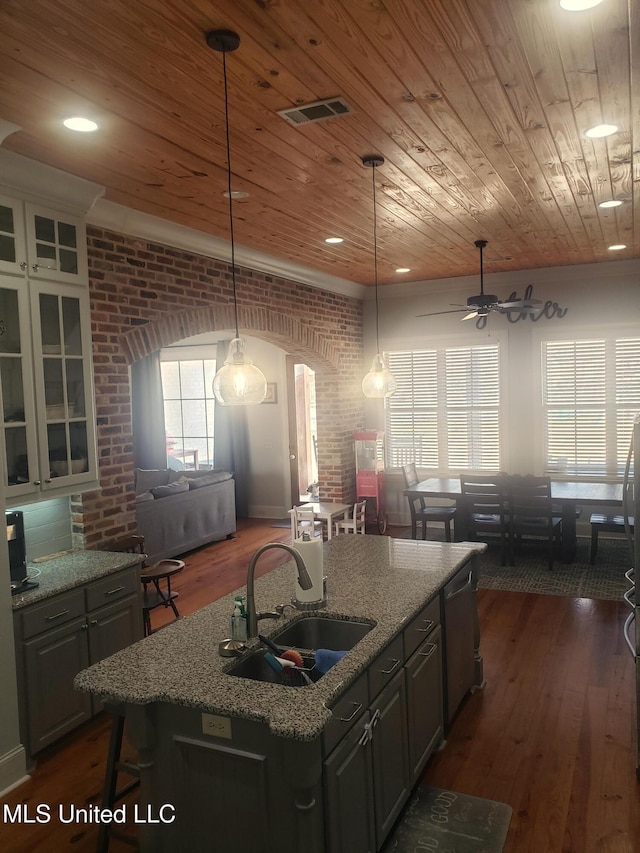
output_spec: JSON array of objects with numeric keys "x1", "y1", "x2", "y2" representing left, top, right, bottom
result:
[
  {"x1": 150, "y1": 480, "x2": 190, "y2": 499},
  {"x1": 135, "y1": 468, "x2": 170, "y2": 494}
]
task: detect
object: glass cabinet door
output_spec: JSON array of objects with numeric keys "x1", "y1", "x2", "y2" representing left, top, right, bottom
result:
[
  {"x1": 32, "y1": 283, "x2": 96, "y2": 488},
  {"x1": 0, "y1": 194, "x2": 27, "y2": 276},
  {"x1": 0, "y1": 280, "x2": 38, "y2": 496},
  {"x1": 25, "y1": 203, "x2": 87, "y2": 284}
]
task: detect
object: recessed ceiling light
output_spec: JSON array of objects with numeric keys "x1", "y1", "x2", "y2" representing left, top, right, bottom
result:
[
  {"x1": 63, "y1": 117, "x2": 98, "y2": 132},
  {"x1": 559, "y1": 0, "x2": 604, "y2": 9},
  {"x1": 585, "y1": 123, "x2": 618, "y2": 138},
  {"x1": 325, "y1": 237, "x2": 344, "y2": 244},
  {"x1": 223, "y1": 190, "x2": 249, "y2": 199},
  {"x1": 608, "y1": 244, "x2": 626, "y2": 251},
  {"x1": 395, "y1": 268, "x2": 411, "y2": 273},
  {"x1": 599, "y1": 199, "x2": 623, "y2": 208}
]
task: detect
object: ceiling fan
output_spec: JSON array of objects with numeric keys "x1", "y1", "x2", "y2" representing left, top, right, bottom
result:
[{"x1": 417, "y1": 239, "x2": 541, "y2": 322}]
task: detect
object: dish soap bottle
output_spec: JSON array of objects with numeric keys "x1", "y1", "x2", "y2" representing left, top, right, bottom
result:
[{"x1": 231, "y1": 598, "x2": 247, "y2": 642}]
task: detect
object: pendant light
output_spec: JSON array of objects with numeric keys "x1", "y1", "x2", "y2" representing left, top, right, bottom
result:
[
  {"x1": 206, "y1": 29, "x2": 267, "y2": 406},
  {"x1": 361, "y1": 155, "x2": 396, "y2": 398}
]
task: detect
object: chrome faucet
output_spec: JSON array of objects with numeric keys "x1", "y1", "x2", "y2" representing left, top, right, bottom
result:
[{"x1": 245, "y1": 543, "x2": 312, "y2": 638}]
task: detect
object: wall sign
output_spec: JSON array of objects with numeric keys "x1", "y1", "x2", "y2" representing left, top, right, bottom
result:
[{"x1": 476, "y1": 284, "x2": 568, "y2": 329}]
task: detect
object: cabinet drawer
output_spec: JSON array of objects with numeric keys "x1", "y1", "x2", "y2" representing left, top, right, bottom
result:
[
  {"x1": 404, "y1": 595, "x2": 440, "y2": 660},
  {"x1": 323, "y1": 671, "x2": 369, "y2": 756},
  {"x1": 368, "y1": 633, "x2": 404, "y2": 702},
  {"x1": 85, "y1": 568, "x2": 139, "y2": 612},
  {"x1": 19, "y1": 589, "x2": 85, "y2": 639}
]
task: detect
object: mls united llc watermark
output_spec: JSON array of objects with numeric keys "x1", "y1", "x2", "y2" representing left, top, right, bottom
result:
[{"x1": 3, "y1": 802, "x2": 176, "y2": 825}]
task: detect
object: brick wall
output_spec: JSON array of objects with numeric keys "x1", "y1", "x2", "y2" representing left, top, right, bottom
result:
[{"x1": 72, "y1": 227, "x2": 365, "y2": 549}]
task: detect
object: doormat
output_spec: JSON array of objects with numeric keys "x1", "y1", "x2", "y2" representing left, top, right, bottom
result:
[{"x1": 382, "y1": 786, "x2": 512, "y2": 853}]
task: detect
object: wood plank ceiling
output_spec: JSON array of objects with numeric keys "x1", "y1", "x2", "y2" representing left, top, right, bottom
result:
[{"x1": 0, "y1": 0, "x2": 637, "y2": 287}]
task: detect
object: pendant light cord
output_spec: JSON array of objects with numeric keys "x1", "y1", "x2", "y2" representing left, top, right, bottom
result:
[
  {"x1": 371, "y1": 163, "x2": 380, "y2": 352},
  {"x1": 221, "y1": 48, "x2": 240, "y2": 339}
]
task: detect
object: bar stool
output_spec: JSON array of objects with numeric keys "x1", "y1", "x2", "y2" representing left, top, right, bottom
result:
[
  {"x1": 140, "y1": 559, "x2": 185, "y2": 636},
  {"x1": 97, "y1": 705, "x2": 139, "y2": 852}
]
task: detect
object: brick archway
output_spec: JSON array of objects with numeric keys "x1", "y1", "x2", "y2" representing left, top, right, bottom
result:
[{"x1": 118, "y1": 304, "x2": 341, "y2": 375}]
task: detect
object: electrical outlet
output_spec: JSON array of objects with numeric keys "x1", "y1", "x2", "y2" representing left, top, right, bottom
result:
[{"x1": 201, "y1": 713, "x2": 232, "y2": 739}]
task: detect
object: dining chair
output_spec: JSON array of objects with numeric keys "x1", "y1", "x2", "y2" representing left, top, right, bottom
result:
[
  {"x1": 402, "y1": 463, "x2": 456, "y2": 542},
  {"x1": 334, "y1": 499, "x2": 367, "y2": 535},
  {"x1": 459, "y1": 473, "x2": 510, "y2": 565},
  {"x1": 292, "y1": 505, "x2": 323, "y2": 539},
  {"x1": 508, "y1": 475, "x2": 562, "y2": 570}
]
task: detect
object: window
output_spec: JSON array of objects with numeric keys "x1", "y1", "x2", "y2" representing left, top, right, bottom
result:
[
  {"x1": 541, "y1": 336, "x2": 640, "y2": 477},
  {"x1": 385, "y1": 342, "x2": 501, "y2": 472},
  {"x1": 161, "y1": 359, "x2": 216, "y2": 470}
]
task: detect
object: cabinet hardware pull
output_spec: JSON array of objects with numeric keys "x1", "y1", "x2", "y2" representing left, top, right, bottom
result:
[
  {"x1": 379, "y1": 658, "x2": 400, "y2": 674},
  {"x1": 623, "y1": 612, "x2": 635, "y2": 656},
  {"x1": 416, "y1": 619, "x2": 434, "y2": 633},
  {"x1": 358, "y1": 708, "x2": 381, "y2": 746},
  {"x1": 44, "y1": 478, "x2": 52, "y2": 484},
  {"x1": 46, "y1": 609, "x2": 70, "y2": 621},
  {"x1": 419, "y1": 643, "x2": 437, "y2": 659},
  {"x1": 445, "y1": 569, "x2": 473, "y2": 601},
  {"x1": 338, "y1": 702, "x2": 363, "y2": 723},
  {"x1": 81, "y1": 624, "x2": 88, "y2": 631},
  {"x1": 105, "y1": 585, "x2": 125, "y2": 596},
  {"x1": 625, "y1": 568, "x2": 635, "y2": 583},
  {"x1": 90, "y1": 619, "x2": 98, "y2": 626},
  {"x1": 20, "y1": 261, "x2": 27, "y2": 270},
  {"x1": 33, "y1": 480, "x2": 41, "y2": 486},
  {"x1": 31, "y1": 263, "x2": 40, "y2": 271}
]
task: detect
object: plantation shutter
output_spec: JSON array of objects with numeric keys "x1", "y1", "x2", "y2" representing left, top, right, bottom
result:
[
  {"x1": 385, "y1": 343, "x2": 500, "y2": 471},
  {"x1": 542, "y1": 337, "x2": 640, "y2": 476}
]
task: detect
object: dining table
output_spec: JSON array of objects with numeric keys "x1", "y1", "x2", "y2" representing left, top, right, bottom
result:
[
  {"x1": 403, "y1": 477, "x2": 624, "y2": 561},
  {"x1": 288, "y1": 501, "x2": 350, "y2": 541}
]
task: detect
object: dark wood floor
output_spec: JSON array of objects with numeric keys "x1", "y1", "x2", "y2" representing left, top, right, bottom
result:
[{"x1": 2, "y1": 519, "x2": 638, "y2": 852}]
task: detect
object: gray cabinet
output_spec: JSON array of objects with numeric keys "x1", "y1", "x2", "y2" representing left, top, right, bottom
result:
[{"x1": 13, "y1": 566, "x2": 143, "y2": 756}]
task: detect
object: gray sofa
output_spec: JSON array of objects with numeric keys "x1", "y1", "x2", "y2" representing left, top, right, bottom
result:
[{"x1": 134, "y1": 468, "x2": 236, "y2": 563}]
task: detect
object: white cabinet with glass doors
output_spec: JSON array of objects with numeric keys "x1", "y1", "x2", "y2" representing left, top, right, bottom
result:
[{"x1": 0, "y1": 193, "x2": 98, "y2": 503}]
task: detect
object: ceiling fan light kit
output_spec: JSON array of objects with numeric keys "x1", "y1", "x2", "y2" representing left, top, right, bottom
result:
[
  {"x1": 361, "y1": 155, "x2": 396, "y2": 399},
  {"x1": 207, "y1": 29, "x2": 267, "y2": 407}
]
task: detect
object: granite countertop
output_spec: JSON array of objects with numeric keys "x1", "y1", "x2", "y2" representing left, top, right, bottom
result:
[
  {"x1": 11, "y1": 551, "x2": 144, "y2": 609},
  {"x1": 75, "y1": 536, "x2": 485, "y2": 741}
]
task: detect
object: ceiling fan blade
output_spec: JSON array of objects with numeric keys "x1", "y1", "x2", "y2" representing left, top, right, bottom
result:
[
  {"x1": 462, "y1": 311, "x2": 479, "y2": 320},
  {"x1": 497, "y1": 298, "x2": 542, "y2": 310},
  {"x1": 416, "y1": 308, "x2": 468, "y2": 317}
]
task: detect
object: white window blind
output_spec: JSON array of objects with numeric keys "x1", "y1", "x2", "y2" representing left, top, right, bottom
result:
[
  {"x1": 385, "y1": 343, "x2": 500, "y2": 471},
  {"x1": 542, "y1": 336, "x2": 640, "y2": 476}
]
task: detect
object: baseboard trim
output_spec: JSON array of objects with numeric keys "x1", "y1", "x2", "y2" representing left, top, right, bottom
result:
[{"x1": 0, "y1": 744, "x2": 29, "y2": 798}]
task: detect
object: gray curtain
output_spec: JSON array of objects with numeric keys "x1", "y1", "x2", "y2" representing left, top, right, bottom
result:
[
  {"x1": 131, "y1": 352, "x2": 167, "y2": 470},
  {"x1": 214, "y1": 340, "x2": 250, "y2": 518}
]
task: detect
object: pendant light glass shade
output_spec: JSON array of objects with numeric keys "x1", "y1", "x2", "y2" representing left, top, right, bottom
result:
[
  {"x1": 207, "y1": 29, "x2": 266, "y2": 406},
  {"x1": 362, "y1": 353, "x2": 397, "y2": 398},
  {"x1": 212, "y1": 337, "x2": 267, "y2": 405},
  {"x1": 361, "y1": 155, "x2": 396, "y2": 399}
]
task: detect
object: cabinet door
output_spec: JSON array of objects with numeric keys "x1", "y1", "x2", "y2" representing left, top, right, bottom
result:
[
  {"x1": 405, "y1": 626, "x2": 443, "y2": 783},
  {"x1": 23, "y1": 616, "x2": 92, "y2": 754},
  {"x1": 30, "y1": 280, "x2": 97, "y2": 491},
  {"x1": 24, "y1": 203, "x2": 87, "y2": 284},
  {"x1": 324, "y1": 712, "x2": 376, "y2": 853},
  {"x1": 88, "y1": 593, "x2": 143, "y2": 665},
  {"x1": 0, "y1": 194, "x2": 27, "y2": 276},
  {"x1": 370, "y1": 669, "x2": 410, "y2": 848},
  {"x1": 0, "y1": 276, "x2": 39, "y2": 498}
]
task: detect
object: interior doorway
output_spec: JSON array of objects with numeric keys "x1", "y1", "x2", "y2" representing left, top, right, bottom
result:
[{"x1": 286, "y1": 356, "x2": 318, "y2": 505}]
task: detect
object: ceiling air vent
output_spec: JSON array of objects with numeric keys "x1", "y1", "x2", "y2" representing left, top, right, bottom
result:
[{"x1": 277, "y1": 97, "x2": 353, "y2": 126}]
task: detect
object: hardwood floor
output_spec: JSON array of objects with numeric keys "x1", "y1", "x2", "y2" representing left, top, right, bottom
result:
[{"x1": 2, "y1": 519, "x2": 638, "y2": 852}]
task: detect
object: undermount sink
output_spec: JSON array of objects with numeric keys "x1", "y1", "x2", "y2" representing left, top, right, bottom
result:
[
  {"x1": 227, "y1": 648, "x2": 319, "y2": 686},
  {"x1": 271, "y1": 615, "x2": 375, "y2": 653},
  {"x1": 226, "y1": 616, "x2": 375, "y2": 686}
]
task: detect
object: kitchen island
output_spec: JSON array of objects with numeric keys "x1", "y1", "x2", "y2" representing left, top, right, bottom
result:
[{"x1": 75, "y1": 535, "x2": 485, "y2": 852}]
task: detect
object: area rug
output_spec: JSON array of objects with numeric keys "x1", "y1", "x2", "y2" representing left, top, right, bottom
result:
[
  {"x1": 397, "y1": 528, "x2": 631, "y2": 600},
  {"x1": 475, "y1": 536, "x2": 630, "y2": 600},
  {"x1": 382, "y1": 786, "x2": 512, "y2": 852}
]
